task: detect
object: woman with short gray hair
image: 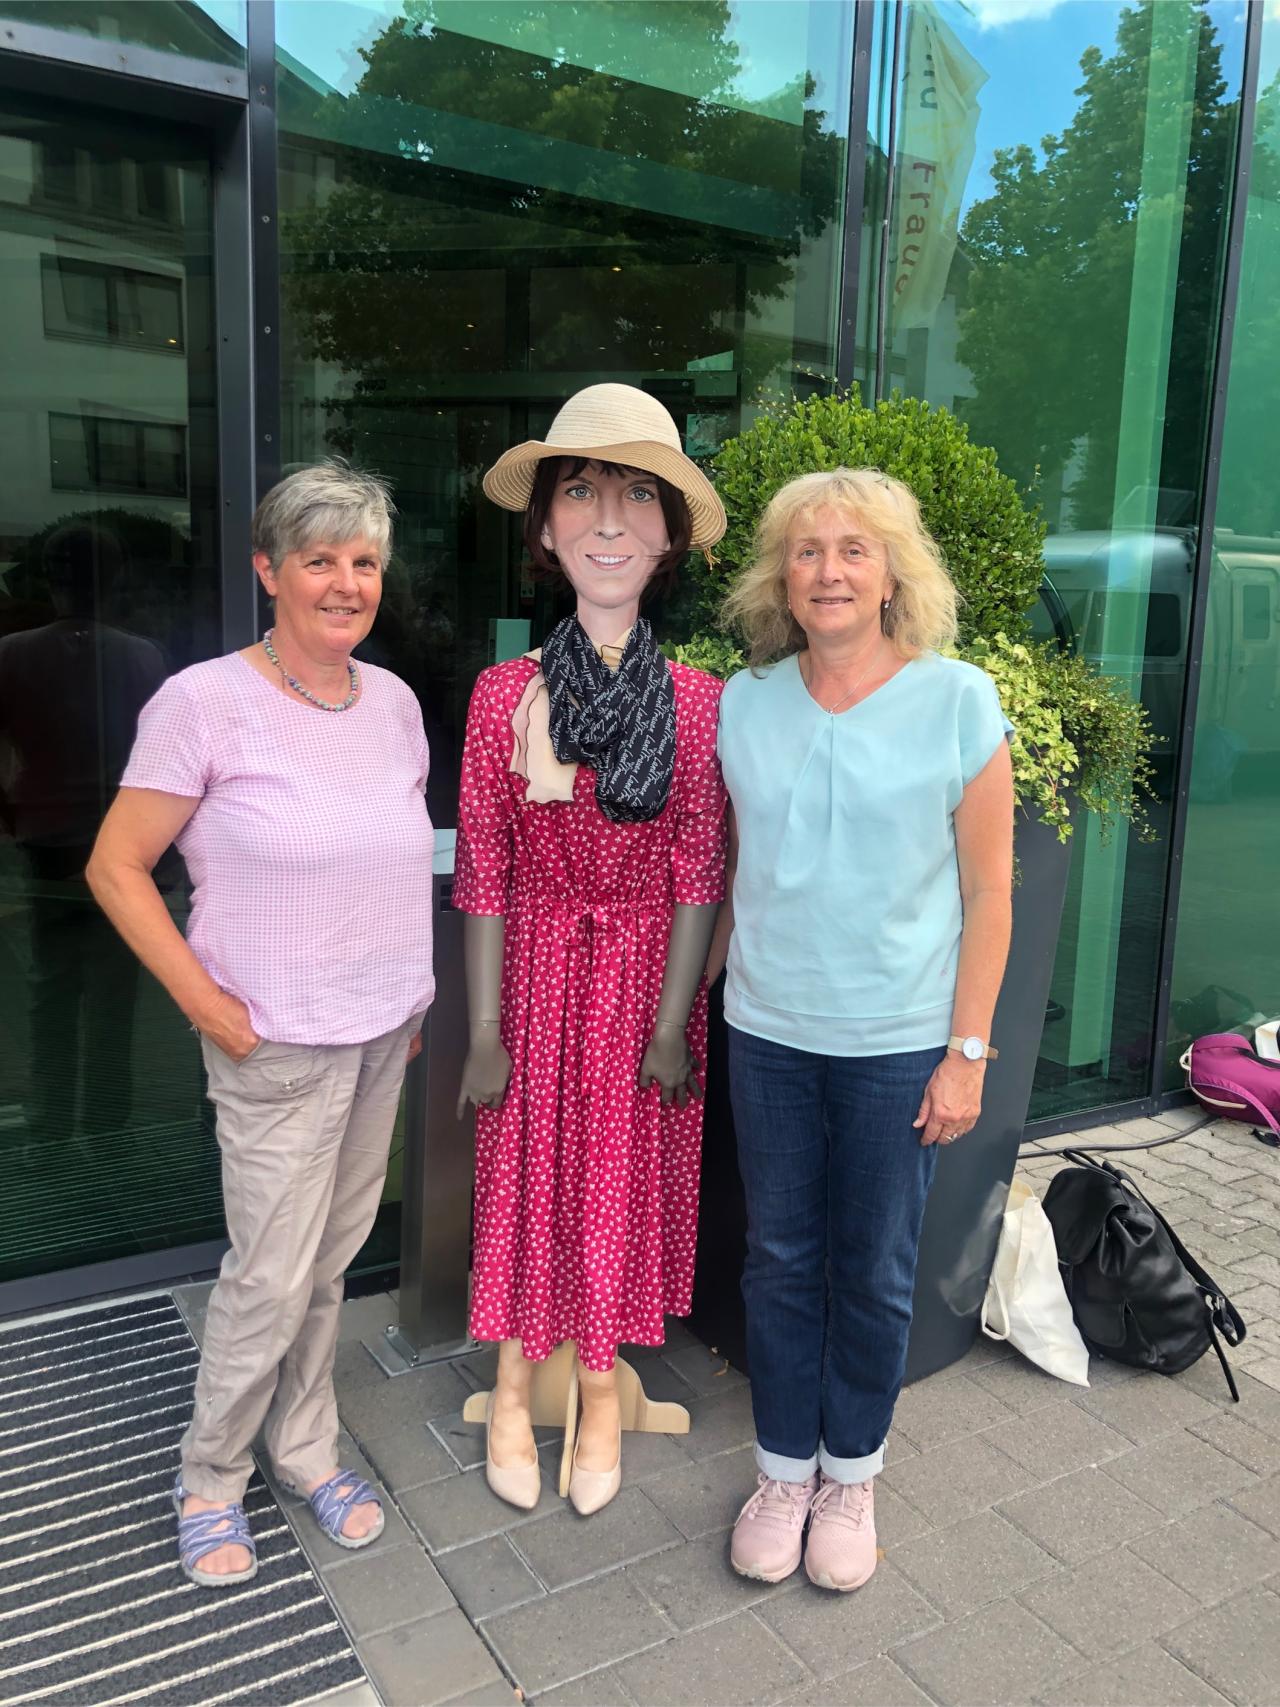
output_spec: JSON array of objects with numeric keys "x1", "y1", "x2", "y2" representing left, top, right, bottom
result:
[{"x1": 89, "y1": 460, "x2": 435, "y2": 1586}]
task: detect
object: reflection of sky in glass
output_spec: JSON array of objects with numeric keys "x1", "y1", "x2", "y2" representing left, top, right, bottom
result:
[
  {"x1": 936, "y1": 0, "x2": 1246, "y2": 215},
  {"x1": 273, "y1": 0, "x2": 1251, "y2": 203},
  {"x1": 199, "y1": 0, "x2": 246, "y2": 46}
]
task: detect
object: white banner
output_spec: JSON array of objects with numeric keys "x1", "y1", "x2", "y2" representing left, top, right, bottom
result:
[{"x1": 890, "y1": 4, "x2": 988, "y2": 331}]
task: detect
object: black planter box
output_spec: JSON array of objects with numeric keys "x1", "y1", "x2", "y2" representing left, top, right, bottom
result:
[{"x1": 688, "y1": 809, "x2": 1074, "y2": 1385}]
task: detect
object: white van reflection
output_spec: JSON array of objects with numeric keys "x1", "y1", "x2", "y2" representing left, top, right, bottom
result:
[{"x1": 1030, "y1": 527, "x2": 1280, "y2": 804}]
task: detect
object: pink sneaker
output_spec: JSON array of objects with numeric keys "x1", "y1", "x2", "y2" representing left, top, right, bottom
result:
[
  {"x1": 730, "y1": 1473, "x2": 818, "y2": 1583},
  {"x1": 804, "y1": 1474, "x2": 877, "y2": 1591}
]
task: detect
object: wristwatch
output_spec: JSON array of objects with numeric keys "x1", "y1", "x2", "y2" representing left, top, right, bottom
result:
[{"x1": 949, "y1": 1034, "x2": 998, "y2": 1061}]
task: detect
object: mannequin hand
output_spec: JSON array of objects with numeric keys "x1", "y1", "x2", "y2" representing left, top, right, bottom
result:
[
  {"x1": 638, "y1": 1022, "x2": 702, "y2": 1109},
  {"x1": 457, "y1": 1026, "x2": 512, "y2": 1119},
  {"x1": 195, "y1": 990, "x2": 260, "y2": 1063},
  {"x1": 913, "y1": 1054, "x2": 985, "y2": 1146}
]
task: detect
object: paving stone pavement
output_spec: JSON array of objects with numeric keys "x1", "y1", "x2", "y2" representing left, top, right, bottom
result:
[{"x1": 168, "y1": 1108, "x2": 1280, "y2": 1706}]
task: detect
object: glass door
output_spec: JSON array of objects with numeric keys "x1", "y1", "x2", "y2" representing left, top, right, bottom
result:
[{"x1": 0, "y1": 94, "x2": 223, "y2": 1283}]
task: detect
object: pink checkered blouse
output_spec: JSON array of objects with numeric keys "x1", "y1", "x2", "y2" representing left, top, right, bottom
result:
[{"x1": 121, "y1": 652, "x2": 435, "y2": 1046}]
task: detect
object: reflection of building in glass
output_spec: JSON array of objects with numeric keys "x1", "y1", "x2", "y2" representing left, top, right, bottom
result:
[
  {"x1": 0, "y1": 521, "x2": 166, "y2": 1144},
  {"x1": 0, "y1": 132, "x2": 192, "y2": 543},
  {"x1": 1, "y1": 0, "x2": 1279, "y2": 1304},
  {"x1": 0, "y1": 65, "x2": 225, "y2": 1290}
]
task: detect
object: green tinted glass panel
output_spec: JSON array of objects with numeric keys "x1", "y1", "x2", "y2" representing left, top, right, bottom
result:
[
  {"x1": 848, "y1": 0, "x2": 894, "y2": 395},
  {"x1": 0, "y1": 97, "x2": 223, "y2": 1282},
  {"x1": 0, "y1": 2, "x2": 245, "y2": 66},
  {"x1": 275, "y1": 0, "x2": 852, "y2": 823},
  {"x1": 1168, "y1": 17, "x2": 1280, "y2": 1074},
  {"x1": 880, "y1": 0, "x2": 1244, "y2": 1121}
]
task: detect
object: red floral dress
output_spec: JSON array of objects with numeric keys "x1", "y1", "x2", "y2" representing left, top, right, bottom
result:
[{"x1": 454, "y1": 657, "x2": 727, "y2": 1370}]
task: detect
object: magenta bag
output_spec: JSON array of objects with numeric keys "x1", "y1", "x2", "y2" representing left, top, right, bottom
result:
[{"x1": 1181, "y1": 1030, "x2": 1280, "y2": 1137}]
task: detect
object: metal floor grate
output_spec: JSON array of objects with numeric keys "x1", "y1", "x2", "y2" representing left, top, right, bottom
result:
[{"x1": 0, "y1": 1296, "x2": 367, "y2": 1706}]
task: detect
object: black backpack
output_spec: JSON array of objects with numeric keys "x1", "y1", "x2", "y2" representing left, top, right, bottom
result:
[{"x1": 1041, "y1": 1149, "x2": 1246, "y2": 1399}]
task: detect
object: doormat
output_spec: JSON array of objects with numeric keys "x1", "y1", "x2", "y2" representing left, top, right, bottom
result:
[{"x1": 0, "y1": 1295, "x2": 366, "y2": 1706}]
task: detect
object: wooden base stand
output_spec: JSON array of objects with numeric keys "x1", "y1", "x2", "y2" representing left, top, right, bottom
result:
[{"x1": 461, "y1": 1340, "x2": 690, "y2": 1497}]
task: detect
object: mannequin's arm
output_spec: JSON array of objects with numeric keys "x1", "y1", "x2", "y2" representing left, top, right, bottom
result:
[
  {"x1": 704, "y1": 804, "x2": 738, "y2": 986},
  {"x1": 456, "y1": 913, "x2": 512, "y2": 1118},
  {"x1": 638, "y1": 902, "x2": 719, "y2": 1108}
]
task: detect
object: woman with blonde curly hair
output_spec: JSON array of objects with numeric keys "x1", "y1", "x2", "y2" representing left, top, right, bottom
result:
[{"x1": 708, "y1": 467, "x2": 1014, "y2": 1593}]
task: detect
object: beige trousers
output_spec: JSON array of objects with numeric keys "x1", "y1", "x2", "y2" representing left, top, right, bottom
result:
[{"x1": 180, "y1": 1017, "x2": 418, "y2": 1502}]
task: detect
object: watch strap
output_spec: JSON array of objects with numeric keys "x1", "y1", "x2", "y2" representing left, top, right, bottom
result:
[{"x1": 948, "y1": 1034, "x2": 999, "y2": 1061}]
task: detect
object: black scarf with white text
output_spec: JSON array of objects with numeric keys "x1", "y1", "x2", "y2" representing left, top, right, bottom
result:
[{"x1": 540, "y1": 616, "x2": 677, "y2": 824}]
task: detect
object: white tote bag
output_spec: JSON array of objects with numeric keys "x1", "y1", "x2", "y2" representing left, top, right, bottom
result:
[{"x1": 981, "y1": 1179, "x2": 1090, "y2": 1385}]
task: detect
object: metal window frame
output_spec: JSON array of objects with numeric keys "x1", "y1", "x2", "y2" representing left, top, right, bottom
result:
[
  {"x1": 835, "y1": 1, "x2": 876, "y2": 391},
  {"x1": 39, "y1": 252, "x2": 188, "y2": 350},
  {"x1": 247, "y1": 0, "x2": 280, "y2": 507},
  {"x1": 47, "y1": 407, "x2": 190, "y2": 498},
  {"x1": 0, "y1": 14, "x2": 246, "y2": 100},
  {"x1": 871, "y1": 0, "x2": 905, "y2": 401},
  {"x1": 1145, "y1": 0, "x2": 1265, "y2": 1106}
]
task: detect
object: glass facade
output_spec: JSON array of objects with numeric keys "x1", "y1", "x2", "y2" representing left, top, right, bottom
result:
[
  {"x1": 274, "y1": 0, "x2": 853, "y2": 818},
  {"x1": 881, "y1": 0, "x2": 1246, "y2": 1121},
  {"x1": 1169, "y1": 12, "x2": 1280, "y2": 1074},
  {"x1": 0, "y1": 94, "x2": 223, "y2": 1281},
  {"x1": 0, "y1": 0, "x2": 1276, "y2": 1296}
]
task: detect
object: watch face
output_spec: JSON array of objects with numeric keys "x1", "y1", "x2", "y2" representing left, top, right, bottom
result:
[{"x1": 963, "y1": 1037, "x2": 984, "y2": 1061}]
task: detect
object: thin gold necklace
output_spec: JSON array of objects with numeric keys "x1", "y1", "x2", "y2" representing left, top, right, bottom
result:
[{"x1": 802, "y1": 641, "x2": 886, "y2": 715}]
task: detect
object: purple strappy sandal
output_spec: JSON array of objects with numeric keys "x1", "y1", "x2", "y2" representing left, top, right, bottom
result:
[
  {"x1": 296, "y1": 1469, "x2": 385, "y2": 1549},
  {"x1": 173, "y1": 1477, "x2": 258, "y2": 1587}
]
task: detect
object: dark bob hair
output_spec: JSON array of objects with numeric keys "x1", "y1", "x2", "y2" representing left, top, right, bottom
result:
[{"x1": 522, "y1": 457, "x2": 693, "y2": 604}]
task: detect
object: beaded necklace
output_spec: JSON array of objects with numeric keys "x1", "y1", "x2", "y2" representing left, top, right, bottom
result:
[{"x1": 263, "y1": 628, "x2": 359, "y2": 712}]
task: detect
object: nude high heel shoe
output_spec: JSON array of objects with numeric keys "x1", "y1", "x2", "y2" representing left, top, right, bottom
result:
[
  {"x1": 484, "y1": 1391, "x2": 541, "y2": 1511},
  {"x1": 568, "y1": 1413, "x2": 622, "y2": 1516}
]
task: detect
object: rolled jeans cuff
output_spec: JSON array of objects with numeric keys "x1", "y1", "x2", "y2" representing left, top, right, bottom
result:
[
  {"x1": 819, "y1": 1439, "x2": 886, "y2": 1484},
  {"x1": 755, "y1": 1442, "x2": 819, "y2": 1482}
]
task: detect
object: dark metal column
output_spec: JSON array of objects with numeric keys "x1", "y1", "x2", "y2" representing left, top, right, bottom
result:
[
  {"x1": 1147, "y1": 0, "x2": 1264, "y2": 1105},
  {"x1": 872, "y1": 0, "x2": 905, "y2": 401},
  {"x1": 212, "y1": 100, "x2": 257, "y2": 651},
  {"x1": 376, "y1": 854, "x2": 478, "y2": 1372},
  {"x1": 835, "y1": 0, "x2": 877, "y2": 391},
  {"x1": 246, "y1": 0, "x2": 280, "y2": 502}
]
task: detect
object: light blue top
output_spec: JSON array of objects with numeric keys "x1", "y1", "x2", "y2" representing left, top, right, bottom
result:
[{"x1": 718, "y1": 651, "x2": 1013, "y2": 1056}]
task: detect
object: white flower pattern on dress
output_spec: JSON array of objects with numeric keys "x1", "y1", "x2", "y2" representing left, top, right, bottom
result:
[{"x1": 454, "y1": 657, "x2": 727, "y2": 1371}]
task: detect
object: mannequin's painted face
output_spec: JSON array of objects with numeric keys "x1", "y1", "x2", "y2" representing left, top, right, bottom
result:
[
  {"x1": 785, "y1": 505, "x2": 894, "y2": 645},
  {"x1": 542, "y1": 461, "x2": 671, "y2": 618}
]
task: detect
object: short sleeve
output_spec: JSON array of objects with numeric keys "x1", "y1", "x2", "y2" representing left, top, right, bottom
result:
[
  {"x1": 959, "y1": 667, "x2": 1015, "y2": 786},
  {"x1": 120, "y1": 673, "x2": 212, "y2": 798},
  {"x1": 453, "y1": 671, "x2": 516, "y2": 915},
  {"x1": 671, "y1": 680, "x2": 728, "y2": 906}
]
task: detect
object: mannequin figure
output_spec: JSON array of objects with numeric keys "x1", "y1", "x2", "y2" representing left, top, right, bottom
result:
[{"x1": 454, "y1": 384, "x2": 728, "y2": 1515}]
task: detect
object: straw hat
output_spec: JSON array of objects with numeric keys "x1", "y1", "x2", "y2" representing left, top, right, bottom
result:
[{"x1": 482, "y1": 383, "x2": 726, "y2": 549}]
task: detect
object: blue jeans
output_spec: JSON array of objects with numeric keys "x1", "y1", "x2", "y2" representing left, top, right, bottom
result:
[{"x1": 728, "y1": 1027, "x2": 944, "y2": 1483}]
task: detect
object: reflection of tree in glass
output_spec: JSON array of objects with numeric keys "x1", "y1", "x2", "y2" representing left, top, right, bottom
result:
[
  {"x1": 1214, "y1": 66, "x2": 1280, "y2": 539},
  {"x1": 282, "y1": 0, "x2": 844, "y2": 405},
  {"x1": 956, "y1": 1, "x2": 1238, "y2": 525}
]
